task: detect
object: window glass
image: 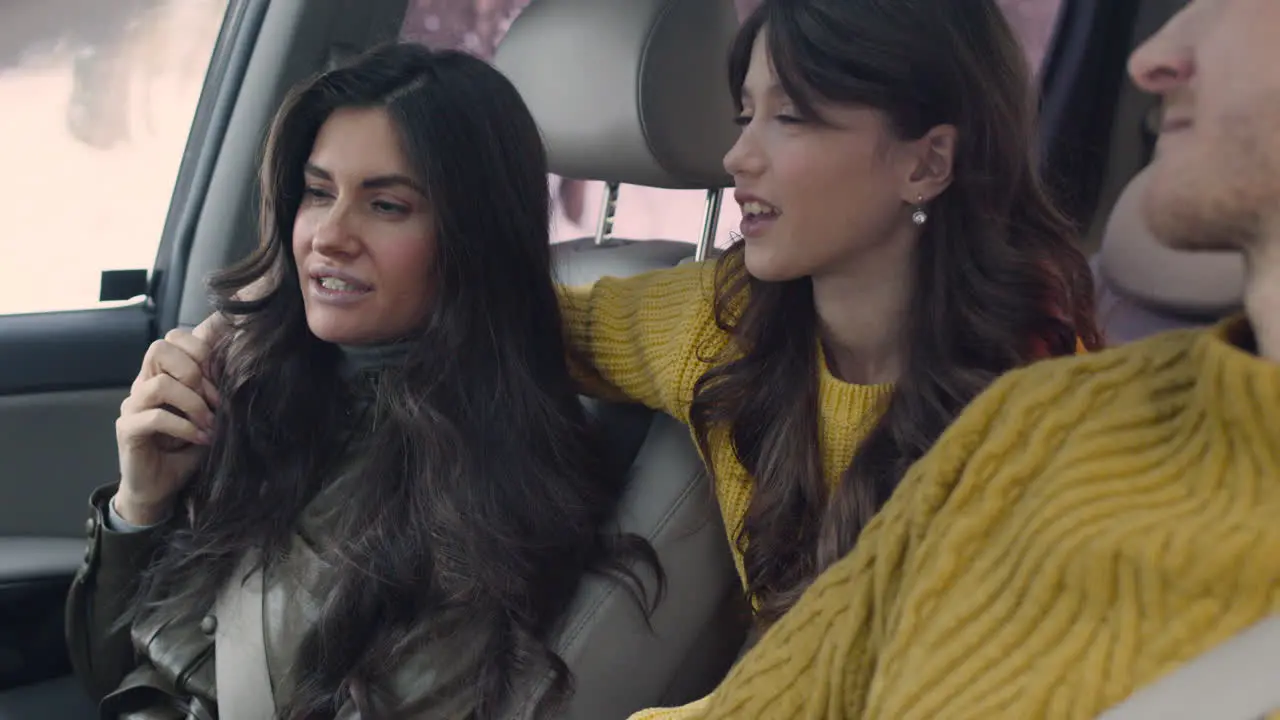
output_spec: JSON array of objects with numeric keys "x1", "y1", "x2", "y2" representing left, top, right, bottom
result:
[
  {"x1": 401, "y1": 0, "x2": 1065, "y2": 249},
  {"x1": 0, "y1": 0, "x2": 229, "y2": 315}
]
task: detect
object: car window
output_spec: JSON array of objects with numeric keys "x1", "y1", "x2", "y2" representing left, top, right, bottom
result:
[
  {"x1": 401, "y1": 0, "x2": 1065, "y2": 249},
  {"x1": 0, "y1": 0, "x2": 229, "y2": 316}
]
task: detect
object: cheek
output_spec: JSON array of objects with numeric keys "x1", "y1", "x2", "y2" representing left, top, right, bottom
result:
[
  {"x1": 375, "y1": 232, "x2": 437, "y2": 312},
  {"x1": 771, "y1": 141, "x2": 849, "y2": 198},
  {"x1": 291, "y1": 208, "x2": 318, "y2": 259},
  {"x1": 778, "y1": 141, "x2": 896, "y2": 235}
]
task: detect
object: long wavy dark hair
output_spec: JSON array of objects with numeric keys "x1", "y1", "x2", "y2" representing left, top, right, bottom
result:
[
  {"x1": 690, "y1": 0, "x2": 1102, "y2": 624},
  {"x1": 132, "y1": 43, "x2": 656, "y2": 718}
]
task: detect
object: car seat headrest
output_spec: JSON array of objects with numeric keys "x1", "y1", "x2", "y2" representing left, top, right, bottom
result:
[
  {"x1": 1098, "y1": 165, "x2": 1245, "y2": 318},
  {"x1": 494, "y1": 0, "x2": 739, "y2": 189}
]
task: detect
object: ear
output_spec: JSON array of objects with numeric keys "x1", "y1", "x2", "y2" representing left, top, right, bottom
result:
[{"x1": 900, "y1": 124, "x2": 957, "y2": 205}]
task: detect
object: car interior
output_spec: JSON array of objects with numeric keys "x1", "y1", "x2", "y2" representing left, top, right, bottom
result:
[{"x1": 0, "y1": 0, "x2": 1246, "y2": 717}]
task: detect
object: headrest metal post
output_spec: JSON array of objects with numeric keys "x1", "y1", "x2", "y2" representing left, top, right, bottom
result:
[
  {"x1": 695, "y1": 188, "x2": 722, "y2": 262},
  {"x1": 594, "y1": 182, "x2": 620, "y2": 245}
]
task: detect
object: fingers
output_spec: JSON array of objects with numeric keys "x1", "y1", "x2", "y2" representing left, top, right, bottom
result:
[
  {"x1": 117, "y1": 406, "x2": 210, "y2": 448},
  {"x1": 163, "y1": 328, "x2": 222, "y2": 407},
  {"x1": 162, "y1": 327, "x2": 211, "y2": 367},
  {"x1": 138, "y1": 330, "x2": 220, "y2": 407},
  {"x1": 122, "y1": 373, "x2": 216, "y2": 432},
  {"x1": 192, "y1": 312, "x2": 228, "y2": 346}
]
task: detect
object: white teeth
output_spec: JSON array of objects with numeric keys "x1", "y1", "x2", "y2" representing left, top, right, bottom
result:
[
  {"x1": 742, "y1": 201, "x2": 779, "y2": 216},
  {"x1": 319, "y1": 276, "x2": 359, "y2": 291}
]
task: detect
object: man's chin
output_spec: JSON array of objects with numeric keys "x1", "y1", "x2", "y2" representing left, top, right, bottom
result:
[
  {"x1": 1142, "y1": 176, "x2": 1199, "y2": 250},
  {"x1": 1141, "y1": 157, "x2": 1245, "y2": 251},
  {"x1": 1143, "y1": 187, "x2": 1240, "y2": 254},
  {"x1": 1146, "y1": 209, "x2": 1246, "y2": 254}
]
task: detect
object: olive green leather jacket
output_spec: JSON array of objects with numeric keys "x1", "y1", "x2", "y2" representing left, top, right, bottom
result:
[
  {"x1": 65, "y1": 482, "x2": 517, "y2": 720},
  {"x1": 67, "y1": 483, "x2": 219, "y2": 719}
]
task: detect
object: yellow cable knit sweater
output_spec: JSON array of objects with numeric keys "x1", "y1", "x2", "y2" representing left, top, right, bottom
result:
[
  {"x1": 690, "y1": 317, "x2": 1280, "y2": 719},
  {"x1": 561, "y1": 261, "x2": 893, "y2": 591}
]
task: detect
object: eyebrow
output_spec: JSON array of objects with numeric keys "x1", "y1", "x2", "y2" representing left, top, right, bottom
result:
[{"x1": 303, "y1": 163, "x2": 426, "y2": 195}]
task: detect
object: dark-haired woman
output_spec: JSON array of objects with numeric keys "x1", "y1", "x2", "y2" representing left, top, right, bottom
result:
[
  {"x1": 67, "y1": 42, "x2": 652, "y2": 719},
  {"x1": 569, "y1": 2, "x2": 1099, "y2": 715}
]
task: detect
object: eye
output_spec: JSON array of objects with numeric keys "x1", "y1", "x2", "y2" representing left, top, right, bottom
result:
[
  {"x1": 775, "y1": 113, "x2": 805, "y2": 125},
  {"x1": 371, "y1": 199, "x2": 410, "y2": 215},
  {"x1": 733, "y1": 114, "x2": 753, "y2": 127},
  {"x1": 302, "y1": 186, "x2": 333, "y2": 202}
]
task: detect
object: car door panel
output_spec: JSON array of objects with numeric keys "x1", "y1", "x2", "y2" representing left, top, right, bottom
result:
[
  {"x1": 0, "y1": 304, "x2": 149, "y2": 536},
  {"x1": 0, "y1": 0, "x2": 410, "y2": 704},
  {"x1": 0, "y1": 307, "x2": 146, "y2": 703},
  {"x1": 0, "y1": 677, "x2": 96, "y2": 720},
  {"x1": 0, "y1": 305, "x2": 150, "y2": 395},
  {"x1": 0, "y1": 0, "x2": 252, "y2": 699},
  {"x1": 0, "y1": 539, "x2": 85, "y2": 694},
  {"x1": 0, "y1": 389, "x2": 128, "y2": 536}
]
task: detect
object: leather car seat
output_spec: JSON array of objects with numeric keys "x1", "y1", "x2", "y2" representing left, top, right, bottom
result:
[{"x1": 494, "y1": 0, "x2": 751, "y2": 717}]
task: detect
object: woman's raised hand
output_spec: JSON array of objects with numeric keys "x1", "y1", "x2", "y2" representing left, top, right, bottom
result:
[{"x1": 112, "y1": 323, "x2": 222, "y2": 526}]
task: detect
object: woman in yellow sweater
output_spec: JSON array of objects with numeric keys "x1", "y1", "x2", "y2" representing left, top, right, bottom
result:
[
  {"x1": 565, "y1": 0, "x2": 1099, "y2": 637},
  {"x1": 687, "y1": 1, "x2": 1280, "y2": 717}
]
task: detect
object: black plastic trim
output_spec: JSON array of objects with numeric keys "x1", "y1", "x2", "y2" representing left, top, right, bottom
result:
[{"x1": 0, "y1": 305, "x2": 151, "y2": 395}]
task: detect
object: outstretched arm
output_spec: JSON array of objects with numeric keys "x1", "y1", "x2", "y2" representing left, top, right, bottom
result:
[{"x1": 559, "y1": 262, "x2": 724, "y2": 422}]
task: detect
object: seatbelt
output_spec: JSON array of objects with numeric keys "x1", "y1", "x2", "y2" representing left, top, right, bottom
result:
[
  {"x1": 213, "y1": 551, "x2": 277, "y2": 720},
  {"x1": 1097, "y1": 614, "x2": 1280, "y2": 720}
]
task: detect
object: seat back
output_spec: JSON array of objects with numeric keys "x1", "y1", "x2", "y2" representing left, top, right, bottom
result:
[
  {"x1": 1093, "y1": 166, "x2": 1245, "y2": 344},
  {"x1": 496, "y1": 0, "x2": 740, "y2": 276},
  {"x1": 493, "y1": 1, "x2": 750, "y2": 717}
]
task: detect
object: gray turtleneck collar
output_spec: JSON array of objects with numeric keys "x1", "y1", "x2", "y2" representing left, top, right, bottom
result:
[{"x1": 337, "y1": 342, "x2": 411, "y2": 377}]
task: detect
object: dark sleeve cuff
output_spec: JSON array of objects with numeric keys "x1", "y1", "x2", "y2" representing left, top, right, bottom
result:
[
  {"x1": 83, "y1": 484, "x2": 169, "y2": 587},
  {"x1": 66, "y1": 483, "x2": 171, "y2": 700}
]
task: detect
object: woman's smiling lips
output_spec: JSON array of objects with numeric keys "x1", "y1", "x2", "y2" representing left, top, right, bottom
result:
[
  {"x1": 309, "y1": 267, "x2": 372, "y2": 304},
  {"x1": 736, "y1": 190, "x2": 781, "y2": 238}
]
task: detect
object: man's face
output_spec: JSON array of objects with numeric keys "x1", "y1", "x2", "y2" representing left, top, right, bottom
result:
[{"x1": 1128, "y1": 0, "x2": 1280, "y2": 253}]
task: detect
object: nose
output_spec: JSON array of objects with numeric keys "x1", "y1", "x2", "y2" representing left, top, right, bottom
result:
[
  {"x1": 311, "y1": 203, "x2": 359, "y2": 257},
  {"x1": 1128, "y1": 10, "x2": 1195, "y2": 96},
  {"x1": 723, "y1": 122, "x2": 764, "y2": 180}
]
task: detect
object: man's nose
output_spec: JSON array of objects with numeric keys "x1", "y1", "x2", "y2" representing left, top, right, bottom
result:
[{"x1": 1128, "y1": 10, "x2": 1195, "y2": 96}]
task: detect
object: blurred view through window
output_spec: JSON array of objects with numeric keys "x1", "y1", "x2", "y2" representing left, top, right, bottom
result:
[
  {"x1": 0, "y1": 0, "x2": 1060, "y2": 316},
  {"x1": 0, "y1": 0, "x2": 228, "y2": 315}
]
